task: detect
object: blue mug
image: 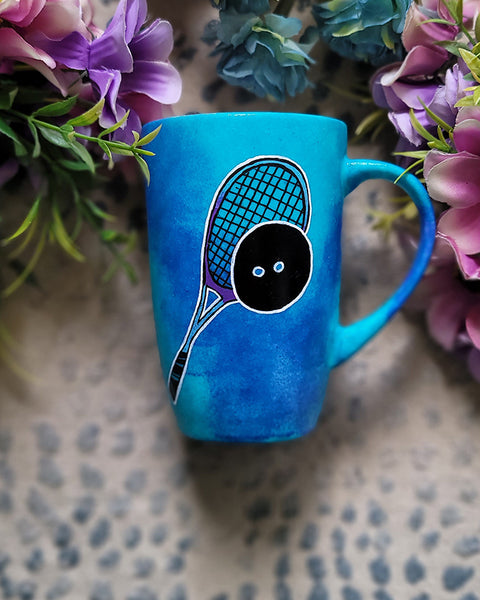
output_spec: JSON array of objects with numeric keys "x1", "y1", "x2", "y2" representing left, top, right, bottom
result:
[{"x1": 143, "y1": 112, "x2": 435, "y2": 442}]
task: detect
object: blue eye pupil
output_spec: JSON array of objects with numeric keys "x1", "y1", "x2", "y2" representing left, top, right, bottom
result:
[
  {"x1": 253, "y1": 266, "x2": 265, "y2": 277},
  {"x1": 273, "y1": 261, "x2": 284, "y2": 273}
]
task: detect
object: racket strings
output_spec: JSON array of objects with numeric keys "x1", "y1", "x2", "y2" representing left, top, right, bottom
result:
[{"x1": 207, "y1": 163, "x2": 307, "y2": 289}]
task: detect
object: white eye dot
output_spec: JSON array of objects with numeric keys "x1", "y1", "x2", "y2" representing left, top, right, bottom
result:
[
  {"x1": 252, "y1": 266, "x2": 265, "y2": 278},
  {"x1": 273, "y1": 261, "x2": 285, "y2": 273}
]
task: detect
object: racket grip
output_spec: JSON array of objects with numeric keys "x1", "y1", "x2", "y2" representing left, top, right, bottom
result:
[{"x1": 168, "y1": 350, "x2": 189, "y2": 403}]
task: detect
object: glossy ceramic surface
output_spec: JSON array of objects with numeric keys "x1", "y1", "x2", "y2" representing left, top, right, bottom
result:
[{"x1": 143, "y1": 113, "x2": 435, "y2": 442}]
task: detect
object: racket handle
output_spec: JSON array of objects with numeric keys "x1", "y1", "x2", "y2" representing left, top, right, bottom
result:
[{"x1": 168, "y1": 349, "x2": 189, "y2": 403}]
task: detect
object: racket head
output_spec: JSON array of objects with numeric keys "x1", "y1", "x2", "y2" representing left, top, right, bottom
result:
[{"x1": 202, "y1": 156, "x2": 311, "y2": 301}]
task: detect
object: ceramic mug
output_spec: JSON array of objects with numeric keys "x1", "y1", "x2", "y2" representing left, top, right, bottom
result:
[{"x1": 143, "y1": 112, "x2": 435, "y2": 442}]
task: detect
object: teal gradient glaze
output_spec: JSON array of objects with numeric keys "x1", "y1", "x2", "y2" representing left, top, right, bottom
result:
[{"x1": 142, "y1": 113, "x2": 435, "y2": 443}]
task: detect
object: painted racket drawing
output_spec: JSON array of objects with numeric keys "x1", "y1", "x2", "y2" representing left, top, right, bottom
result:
[{"x1": 168, "y1": 156, "x2": 312, "y2": 403}]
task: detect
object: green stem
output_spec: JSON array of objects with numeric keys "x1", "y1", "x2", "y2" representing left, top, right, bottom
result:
[{"x1": 273, "y1": 0, "x2": 295, "y2": 17}]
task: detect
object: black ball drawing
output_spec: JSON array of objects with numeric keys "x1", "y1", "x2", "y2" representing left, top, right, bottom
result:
[{"x1": 231, "y1": 222, "x2": 312, "y2": 313}]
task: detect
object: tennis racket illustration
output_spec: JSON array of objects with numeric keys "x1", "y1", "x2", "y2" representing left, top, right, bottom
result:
[{"x1": 168, "y1": 156, "x2": 312, "y2": 404}]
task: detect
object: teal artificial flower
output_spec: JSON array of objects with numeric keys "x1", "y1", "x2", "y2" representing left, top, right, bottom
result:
[
  {"x1": 210, "y1": 0, "x2": 270, "y2": 13},
  {"x1": 312, "y1": 0, "x2": 412, "y2": 66},
  {"x1": 212, "y1": 10, "x2": 317, "y2": 101}
]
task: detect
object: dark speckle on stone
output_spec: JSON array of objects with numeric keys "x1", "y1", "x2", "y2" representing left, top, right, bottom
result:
[
  {"x1": 27, "y1": 487, "x2": 55, "y2": 521},
  {"x1": 150, "y1": 489, "x2": 168, "y2": 515},
  {"x1": 24, "y1": 548, "x2": 44, "y2": 573},
  {"x1": 0, "y1": 490, "x2": 12, "y2": 513},
  {"x1": 416, "y1": 482, "x2": 437, "y2": 503},
  {"x1": 210, "y1": 594, "x2": 228, "y2": 600},
  {"x1": 112, "y1": 429, "x2": 134, "y2": 456},
  {"x1": 0, "y1": 552, "x2": 10, "y2": 573},
  {"x1": 373, "y1": 591, "x2": 393, "y2": 600},
  {"x1": 90, "y1": 581, "x2": 114, "y2": 600},
  {"x1": 51, "y1": 522, "x2": 73, "y2": 548},
  {"x1": 341, "y1": 505, "x2": 356, "y2": 523},
  {"x1": 177, "y1": 536, "x2": 194, "y2": 553},
  {"x1": 405, "y1": 556, "x2": 426, "y2": 584},
  {"x1": 17, "y1": 580, "x2": 37, "y2": 600},
  {"x1": 0, "y1": 575, "x2": 15, "y2": 598},
  {"x1": 89, "y1": 518, "x2": 111, "y2": 548},
  {"x1": 322, "y1": 50, "x2": 342, "y2": 75},
  {"x1": 134, "y1": 557, "x2": 155, "y2": 578},
  {"x1": 368, "y1": 501, "x2": 387, "y2": 527},
  {"x1": 336, "y1": 556, "x2": 352, "y2": 580},
  {"x1": 373, "y1": 531, "x2": 392, "y2": 553},
  {"x1": 126, "y1": 586, "x2": 158, "y2": 600},
  {"x1": 150, "y1": 523, "x2": 168, "y2": 546},
  {"x1": 408, "y1": 507, "x2": 425, "y2": 531},
  {"x1": 165, "y1": 554, "x2": 185, "y2": 574},
  {"x1": 300, "y1": 523, "x2": 319, "y2": 550},
  {"x1": 246, "y1": 497, "x2": 271, "y2": 522},
  {"x1": 355, "y1": 533, "x2": 370, "y2": 551},
  {"x1": 77, "y1": 424, "x2": 100, "y2": 453},
  {"x1": 167, "y1": 583, "x2": 188, "y2": 600},
  {"x1": 281, "y1": 492, "x2": 300, "y2": 519},
  {"x1": 411, "y1": 594, "x2": 430, "y2": 600},
  {"x1": 0, "y1": 461, "x2": 14, "y2": 486},
  {"x1": 201, "y1": 79, "x2": 225, "y2": 103},
  {"x1": 58, "y1": 546, "x2": 80, "y2": 569},
  {"x1": 34, "y1": 423, "x2": 60, "y2": 453},
  {"x1": 459, "y1": 486, "x2": 477, "y2": 504},
  {"x1": 108, "y1": 494, "x2": 131, "y2": 519},
  {"x1": 0, "y1": 429, "x2": 12, "y2": 453},
  {"x1": 422, "y1": 530, "x2": 440, "y2": 552},
  {"x1": 72, "y1": 495, "x2": 95, "y2": 524},
  {"x1": 440, "y1": 505, "x2": 462, "y2": 527},
  {"x1": 274, "y1": 581, "x2": 292, "y2": 600},
  {"x1": 307, "y1": 582, "x2": 329, "y2": 600},
  {"x1": 38, "y1": 457, "x2": 64, "y2": 488},
  {"x1": 306, "y1": 556, "x2": 326, "y2": 580},
  {"x1": 233, "y1": 86, "x2": 256, "y2": 105},
  {"x1": 460, "y1": 594, "x2": 479, "y2": 600},
  {"x1": 378, "y1": 477, "x2": 394, "y2": 494},
  {"x1": 369, "y1": 557, "x2": 391, "y2": 585},
  {"x1": 45, "y1": 575, "x2": 72, "y2": 599},
  {"x1": 454, "y1": 536, "x2": 480, "y2": 557},
  {"x1": 124, "y1": 525, "x2": 142, "y2": 550},
  {"x1": 443, "y1": 566, "x2": 475, "y2": 591},
  {"x1": 272, "y1": 525, "x2": 290, "y2": 547},
  {"x1": 342, "y1": 586, "x2": 362, "y2": 600},
  {"x1": 238, "y1": 583, "x2": 257, "y2": 600},
  {"x1": 98, "y1": 549, "x2": 121, "y2": 570},
  {"x1": 331, "y1": 528, "x2": 346, "y2": 554},
  {"x1": 80, "y1": 464, "x2": 104, "y2": 490},
  {"x1": 125, "y1": 470, "x2": 147, "y2": 494},
  {"x1": 274, "y1": 553, "x2": 290, "y2": 578},
  {"x1": 17, "y1": 519, "x2": 40, "y2": 545}
]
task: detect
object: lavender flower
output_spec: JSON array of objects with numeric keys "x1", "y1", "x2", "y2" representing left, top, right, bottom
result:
[{"x1": 40, "y1": 0, "x2": 181, "y2": 142}]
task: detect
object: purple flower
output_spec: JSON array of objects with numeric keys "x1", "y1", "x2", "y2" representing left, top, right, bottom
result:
[{"x1": 41, "y1": 0, "x2": 181, "y2": 141}]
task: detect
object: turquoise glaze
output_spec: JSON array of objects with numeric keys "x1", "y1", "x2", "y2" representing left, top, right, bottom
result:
[{"x1": 142, "y1": 113, "x2": 435, "y2": 442}]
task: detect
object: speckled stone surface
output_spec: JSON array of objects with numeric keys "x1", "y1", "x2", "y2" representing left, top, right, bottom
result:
[{"x1": 1, "y1": 2, "x2": 480, "y2": 599}]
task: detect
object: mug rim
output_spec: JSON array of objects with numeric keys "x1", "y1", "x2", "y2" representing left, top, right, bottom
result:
[{"x1": 142, "y1": 111, "x2": 347, "y2": 134}]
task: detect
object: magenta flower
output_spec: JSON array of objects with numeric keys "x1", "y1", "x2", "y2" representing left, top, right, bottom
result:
[
  {"x1": 411, "y1": 240, "x2": 480, "y2": 381},
  {"x1": 0, "y1": 0, "x2": 46, "y2": 27},
  {"x1": 41, "y1": 0, "x2": 182, "y2": 142}
]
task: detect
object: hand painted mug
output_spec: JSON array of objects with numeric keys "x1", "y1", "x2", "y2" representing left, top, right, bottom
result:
[{"x1": 142, "y1": 112, "x2": 435, "y2": 442}]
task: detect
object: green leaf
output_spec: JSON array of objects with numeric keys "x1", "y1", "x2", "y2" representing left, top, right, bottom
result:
[
  {"x1": 69, "y1": 140, "x2": 95, "y2": 173},
  {"x1": 98, "y1": 110, "x2": 130, "y2": 139},
  {"x1": 136, "y1": 125, "x2": 161, "y2": 147},
  {"x1": 135, "y1": 155, "x2": 150, "y2": 184},
  {"x1": 419, "y1": 98, "x2": 453, "y2": 132},
  {"x1": 459, "y1": 48, "x2": 480, "y2": 80},
  {"x1": 84, "y1": 199, "x2": 116, "y2": 222},
  {"x1": 394, "y1": 150, "x2": 429, "y2": 159},
  {"x1": 33, "y1": 95, "x2": 78, "y2": 118},
  {"x1": 51, "y1": 201, "x2": 85, "y2": 262},
  {"x1": 2, "y1": 195, "x2": 41, "y2": 245},
  {"x1": 409, "y1": 109, "x2": 440, "y2": 144},
  {"x1": 57, "y1": 159, "x2": 93, "y2": 172},
  {"x1": 27, "y1": 120, "x2": 41, "y2": 158},
  {"x1": 0, "y1": 116, "x2": 27, "y2": 156},
  {"x1": 101, "y1": 229, "x2": 131, "y2": 243},
  {"x1": 66, "y1": 98, "x2": 105, "y2": 127},
  {"x1": 2, "y1": 225, "x2": 47, "y2": 298},
  {"x1": 475, "y1": 14, "x2": 480, "y2": 43},
  {"x1": 0, "y1": 87, "x2": 18, "y2": 110},
  {"x1": 37, "y1": 125, "x2": 72, "y2": 148},
  {"x1": 435, "y1": 40, "x2": 470, "y2": 56}
]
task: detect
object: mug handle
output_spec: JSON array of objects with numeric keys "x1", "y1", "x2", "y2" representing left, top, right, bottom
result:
[{"x1": 330, "y1": 158, "x2": 436, "y2": 368}]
